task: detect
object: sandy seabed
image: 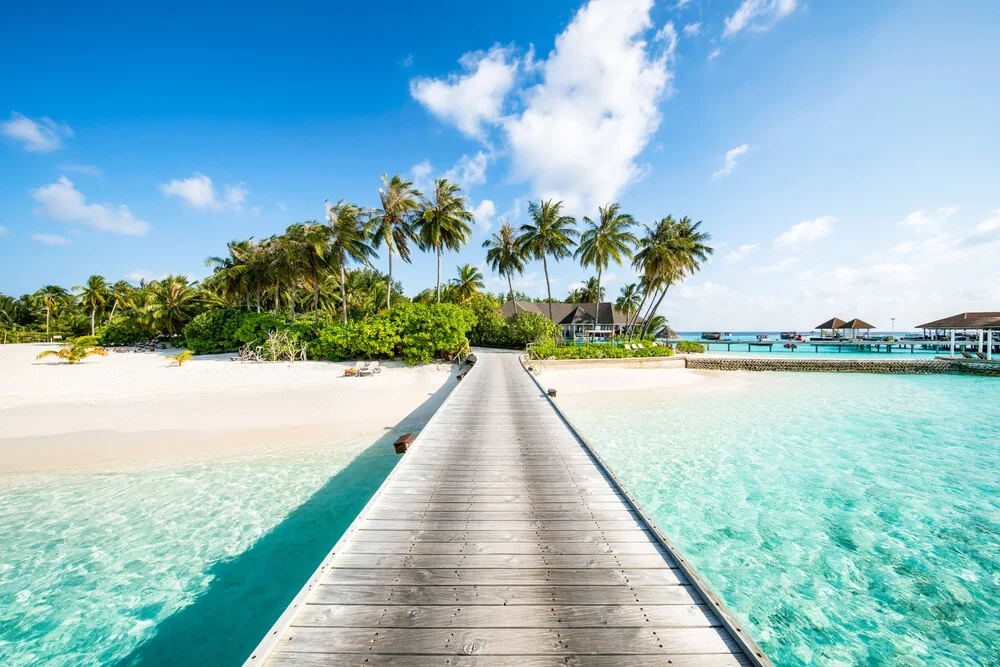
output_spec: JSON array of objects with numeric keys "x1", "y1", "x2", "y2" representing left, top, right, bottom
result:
[{"x1": 0, "y1": 343, "x2": 458, "y2": 473}]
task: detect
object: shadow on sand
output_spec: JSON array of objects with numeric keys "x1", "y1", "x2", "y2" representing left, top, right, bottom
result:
[{"x1": 115, "y1": 370, "x2": 458, "y2": 667}]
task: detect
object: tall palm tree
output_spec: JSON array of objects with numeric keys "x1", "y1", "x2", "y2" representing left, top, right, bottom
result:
[
  {"x1": 579, "y1": 276, "x2": 605, "y2": 303},
  {"x1": 287, "y1": 221, "x2": 334, "y2": 321},
  {"x1": 107, "y1": 281, "x2": 134, "y2": 321},
  {"x1": 616, "y1": 283, "x2": 642, "y2": 325},
  {"x1": 326, "y1": 200, "x2": 377, "y2": 324},
  {"x1": 75, "y1": 275, "x2": 111, "y2": 335},
  {"x1": 450, "y1": 263, "x2": 485, "y2": 303},
  {"x1": 575, "y1": 202, "x2": 636, "y2": 333},
  {"x1": 634, "y1": 216, "x2": 713, "y2": 339},
  {"x1": 34, "y1": 285, "x2": 69, "y2": 336},
  {"x1": 148, "y1": 275, "x2": 202, "y2": 336},
  {"x1": 519, "y1": 200, "x2": 578, "y2": 322},
  {"x1": 483, "y1": 222, "x2": 526, "y2": 313},
  {"x1": 372, "y1": 174, "x2": 421, "y2": 310},
  {"x1": 414, "y1": 179, "x2": 474, "y2": 302}
]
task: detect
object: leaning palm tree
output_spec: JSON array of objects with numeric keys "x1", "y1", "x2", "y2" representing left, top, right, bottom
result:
[
  {"x1": 33, "y1": 285, "x2": 69, "y2": 337},
  {"x1": 107, "y1": 280, "x2": 134, "y2": 321},
  {"x1": 519, "y1": 200, "x2": 578, "y2": 322},
  {"x1": 326, "y1": 200, "x2": 377, "y2": 324},
  {"x1": 414, "y1": 179, "x2": 474, "y2": 302},
  {"x1": 36, "y1": 336, "x2": 107, "y2": 364},
  {"x1": 75, "y1": 275, "x2": 111, "y2": 336},
  {"x1": 483, "y1": 222, "x2": 526, "y2": 313},
  {"x1": 450, "y1": 263, "x2": 485, "y2": 303},
  {"x1": 372, "y1": 174, "x2": 421, "y2": 310},
  {"x1": 575, "y1": 202, "x2": 636, "y2": 333}
]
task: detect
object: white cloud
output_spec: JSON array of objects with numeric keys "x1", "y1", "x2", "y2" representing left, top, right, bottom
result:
[
  {"x1": 751, "y1": 257, "x2": 798, "y2": 274},
  {"x1": 712, "y1": 143, "x2": 750, "y2": 179},
  {"x1": 31, "y1": 176, "x2": 150, "y2": 236},
  {"x1": 723, "y1": 0, "x2": 798, "y2": 37},
  {"x1": 503, "y1": 0, "x2": 675, "y2": 212},
  {"x1": 158, "y1": 173, "x2": 249, "y2": 212},
  {"x1": 31, "y1": 233, "x2": 73, "y2": 247},
  {"x1": 724, "y1": 243, "x2": 758, "y2": 263},
  {"x1": 1, "y1": 112, "x2": 73, "y2": 152},
  {"x1": 683, "y1": 22, "x2": 702, "y2": 36},
  {"x1": 443, "y1": 151, "x2": 490, "y2": 188},
  {"x1": 896, "y1": 206, "x2": 958, "y2": 234},
  {"x1": 708, "y1": 48, "x2": 722, "y2": 62},
  {"x1": 402, "y1": 53, "x2": 415, "y2": 68},
  {"x1": 774, "y1": 215, "x2": 835, "y2": 247},
  {"x1": 472, "y1": 199, "x2": 497, "y2": 231},
  {"x1": 410, "y1": 44, "x2": 519, "y2": 140},
  {"x1": 675, "y1": 0, "x2": 692, "y2": 8},
  {"x1": 410, "y1": 160, "x2": 434, "y2": 194},
  {"x1": 59, "y1": 163, "x2": 103, "y2": 177},
  {"x1": 960, "y1": 209, "x2": 1000, "y2": 247},
  {"x1": 0, "y1": 225, "x2": 9, "y2": 236}
]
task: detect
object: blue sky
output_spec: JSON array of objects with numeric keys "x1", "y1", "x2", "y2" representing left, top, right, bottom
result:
[{"x1": 2, "y1": 0, "x2": 999, "y2": 330}]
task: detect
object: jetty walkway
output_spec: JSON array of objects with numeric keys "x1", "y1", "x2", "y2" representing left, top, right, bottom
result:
[{"x1": 246, "y1": 350, "x2": 767, "y2": 666}]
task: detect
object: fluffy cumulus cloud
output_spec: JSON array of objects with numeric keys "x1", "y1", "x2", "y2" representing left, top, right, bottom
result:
[
  {"x1": 1, "y1": 112, "x2": 73, "y2": 152},
  {"x1": 713, "y1": 144, "x2": 750, "y2": 179},
  {"x1": 751, "y1": 257, "x2": 798, "y2": 274},
  {"x1": 682, "y1": 22, "x2": 702, "y2": 37},
  {"x1": 774, "y1": 215, "x2": 835, "y2": 247},
  {"x1": 708, "y1": 48, "x2": 722, "y2": 62},
  {"x1": 411, "y1": 0, "x2": 675, "y2": 213},
  {"x1": 962, "y1": 209, "x2": 1000, "y2": 247},
  {"x1": 30, "y1": 176, "x2": 150, "y2": 236},
  {"x1": 723, "y1": 0, "x2": 798, "y2": 37},
  {"x1": 724, "y1": 243, "x2": 758, "y2": 263},
  {"x1": 471, "y1": 199, "x2": 497, "y2": 231},
  {"x1": 896, "y1": 206, "x2": 958, "y2": 234},
  {"x1": 503, "y1": 0, "x2": 676, "y2": 212},
  {"x1": 443, "y1": 151, "x2": 490, "y2": 188},
  {"x1": 158, "y1": 173, "x2": 249, "y2": 212},
  {"x1": 31, "y1": 233, "x2": 73, "y2": 247},
  {"x1": 409, "y1": 45, "x2": 519, "y2": 140}
]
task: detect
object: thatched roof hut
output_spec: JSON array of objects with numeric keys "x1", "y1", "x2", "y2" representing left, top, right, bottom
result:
[
  {"x1": 841, "y1": 318, "x2": 875, "y2": 330},
  {"x1": 656, "y1": 325, "x2": 679, "y2": 340},
  {"x1": 815, "y1": 317, "x2": 846, "y2": 330},
  {"x1": 916, "y1": 312, "x2": 1000, "y2": 329}
]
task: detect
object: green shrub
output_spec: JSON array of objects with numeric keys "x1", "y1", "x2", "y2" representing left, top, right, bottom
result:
[
  {"x1": 311, "y1": 312, "x2": 400, "y2": 361},
  {"x1": 97, "y1": 317, "x2": 151, "y2": 346},
  {"x1": 182, "y1": 308, "x2": 289, "y2": 354},
  {"x1": 466, "y1": 294, "x2": 560, "y2": 349},
  {"x1": 507, "y1": 312, "x2": 560, "y2": 347},
  {"x1": 531, "y1": 342, "x2": 674, "y2": 360},
  {"x1": 676, "y1": 341, "x2": 705, "y2": 354}
]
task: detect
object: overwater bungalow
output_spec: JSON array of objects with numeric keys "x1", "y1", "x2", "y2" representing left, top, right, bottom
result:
[
  {"x1": 916, "y1": 312, "x2": 1000, "y2": 359},
  {"x1": 814, "y1": 317, "x2": 847, "y2": 339}
]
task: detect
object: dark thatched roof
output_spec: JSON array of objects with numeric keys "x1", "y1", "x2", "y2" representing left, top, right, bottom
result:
[
  {"x1": 842, "y1": 318, "x2": 875, "y2": 330},
  {"x1": 656, "y1": 325, "x2": 679, "y2": 339},
  {"x1": 815, "y1": 317, "x2": 847, "y2": 329},
  {"x1": 500, "y1": 301, "x2": 638, "y2": 325},
  {"x1": 916, "y1": 312, "x2": 1000, "y2": 329}
]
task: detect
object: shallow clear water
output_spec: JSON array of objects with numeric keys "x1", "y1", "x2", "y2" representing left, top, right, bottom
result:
[
  {"x1": 0, "y1": 434, "x2": 401, "y2": 666},
  {"x1": 562, "y1": 372, "x2": 1000, "y2": 666}
]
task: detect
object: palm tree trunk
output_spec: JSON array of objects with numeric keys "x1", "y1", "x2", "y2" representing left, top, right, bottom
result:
[
  {"x1": 436, "y1": 246, "x2": 442, "y2": 303},
  {"x1": 313, "y1": 268, "x2": 321, "y2": 321},
  {"x1": 341, "y1": 265, "x2": 348, "y2": 325},
  {"x1": 90, "y1": 307, "x2": 96, "y2": 336},
  {"x1": 507, "y1": 273, "x2": 519, "y2": 314},
  {"x1": 109, "y1": 298, "x2": 118, "y2": 322},
  {"x1": 640, "y1": 282, "x2": 671, "y2": 339},
  {"x1": 543, "y1": 255, "x2": 553, "y2": 322},
  {"x1": 256, "y1": 291, "x2": 261, "y2": 313},
  {"x1": 387, "y1": 249, "x2": 393, "y2": 310},
  {"x1": 595, "y1": 268, "x2": 602, "y2": 337},
  {"x1": 290, "y1": 286, "x2": 296, "y2": 324},
  {"x1": 45, "y1": 307, "x2": 50, "y2": 336},
  {"x1": 636, "y1": 286, "x2": 662, "y2": 338},
  {"x1": 274, "y1": 278, "x2": 280, "y2": 314},
  {"x1": 627, "y1": 290, "x2": 650, "y2": 338}
]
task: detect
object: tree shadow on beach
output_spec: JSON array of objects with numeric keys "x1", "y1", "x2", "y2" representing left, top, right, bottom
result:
[{"x1": 114, "y1": 372, "x2": 458, "y2": 667}]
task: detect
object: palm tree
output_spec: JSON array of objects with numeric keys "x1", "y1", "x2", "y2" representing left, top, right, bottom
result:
[
  {"x1": 634, "y1": 216, "x2": 713, "y2": 339},
  {"x1": 483, "y1": 222, "x2": 526, "y2": 313},
  {"x1": 575, "y1": 202, "x2": 636, "y2": 333},
  {"x1": 285, "y1": 222, "x2": 333, "y2": 321},
  {"x1": 148, "y1": 275, "x2": 202, "y2": 336},
  {"x1": 414, "y1": 179, "x2": 474, "y2": 302},
  {"x1": 107, "y1": 281, "x2": 134, "y2": 321},
  {"x1": 326, "y1": 200, "x2": 377, "y2": 323},
  {"x1": 616, "y1": 283, "x2": 642, "y2": 325},
  {"x1": 75, "y1": 275, "x2": 111, "y2": 336},
  {"x1": 36, "y1": 336, "x2": 107, "y2": 364},
  {"x1": 579, "y1": 276, "x2": 605, "y2": 303},
  {"x1": 519, "y1": 200, "x2": 578, "y2": 322},
  {"x1": 34, "y1": 285, "x2": 69, "y2": 337},
  {"x1": 450, "y1": 263, "x2": 485, "y2": 302},
  {"x1": 372, "y1": 174, "x2": 421, "y2": 310}
]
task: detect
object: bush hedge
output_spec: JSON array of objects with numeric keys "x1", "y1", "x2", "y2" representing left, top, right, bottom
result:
[
  {"x1": 466, "y1": 295, "x2": 560, "y2": 348},
  {"x1": 531, "y1": 342, "x2": 674, "y2": 360},
  {"x1": 182, "y1": 308, "x2": 288, "y2": 354},
  {"x1": 675, "y1": 341, "x2": 706, "y2": 354},
  {"x1": 96, "y1": 318, "x2": 151, "y2": 346}
]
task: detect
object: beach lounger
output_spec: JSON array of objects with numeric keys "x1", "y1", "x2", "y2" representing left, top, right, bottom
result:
[
  {"x1": 976, "y1": 351, "x2": 989, "y2": 360},
  {"x1": 961, "y1": 350, "x2": 974, "y2": 359},
  {"x1": 359, "y1": 360, "x2": 380, "y2": 376}
]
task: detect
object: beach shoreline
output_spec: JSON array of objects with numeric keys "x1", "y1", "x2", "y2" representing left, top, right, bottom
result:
[{"x1": 0, "y1": 343, "x2": 458, "y2": 473}]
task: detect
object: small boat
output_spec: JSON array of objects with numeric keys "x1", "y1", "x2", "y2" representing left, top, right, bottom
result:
[
  {"x1": 784, "y1": 342, "x2": 797, "y2": 349},
  {"x1": 701, "y1": 332, "x2": 722, "y2": 341},
  {"x1": 780, "y1": 331, "x2": 797, "y2": 340},
  {"x1": 756, "y1": 334, "x2": 770, "y2": 341}
]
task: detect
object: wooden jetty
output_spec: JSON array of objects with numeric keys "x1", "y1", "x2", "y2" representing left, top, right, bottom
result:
[{"x1": 245, "y1": 350, "x2": 769, "y2": 666}]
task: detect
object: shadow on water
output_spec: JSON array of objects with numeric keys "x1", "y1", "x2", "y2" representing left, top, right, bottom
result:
[{"x1": 115, "y1": 369, "x2": 459, "y2": 667}]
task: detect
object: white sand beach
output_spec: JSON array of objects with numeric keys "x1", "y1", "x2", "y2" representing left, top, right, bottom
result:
[
  {"x1": 537, "y1": 363, "x2": 754, "y2": 408},
  {"x1": 0, "y1": 344, "x2": 459, "y2": 473}
]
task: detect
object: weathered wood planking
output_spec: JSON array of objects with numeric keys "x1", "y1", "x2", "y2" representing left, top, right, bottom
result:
[{"x1": 245, "y1": 350, "x2": 768, "y2": 666}]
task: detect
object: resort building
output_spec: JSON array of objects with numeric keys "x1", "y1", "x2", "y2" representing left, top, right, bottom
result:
[
  {"x1": 814, "y1": 317, "x2": 875, "y2": 339},
  {"x1": 916, "y1": 312, "x2": 1000, "y2": 359},
  {"x1": 501, "y1": 301, "x2": 640, "y2": 341}
]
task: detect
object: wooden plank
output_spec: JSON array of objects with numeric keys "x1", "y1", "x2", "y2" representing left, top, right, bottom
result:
[
  {"x1": 293, "y1": 603, "x2": 720, "y2": 628},
  {"x1": 310, "y1": 584, "x2": 704, "y2": 606},
  {"x1": 340, "y1": 541, "x2": 667, "y2": 556},
  {"x1": 372, "y1": 502, "x2": 634, "y2": 512},
  {"x1": 322, "y1": 568, "x2": 685, "y2": 586},
  {"x1": 330, "y1": 553, "x2": 669, "y2": 569},
  {"x1": 273, "y1": 626, "x2": 742, "y2": 655},
  {"x1": 350, "y1": 530, "x2": 659, "y2": 543},
  {"x1": 364, "y1": 510, "x2": 640, "y2": 522},
  {"x1": 266, "y1": 652, "x2": 751, "y2": 666},
  {"x1": 360, "y1": 520, "x2": 645, "y2": 531}
]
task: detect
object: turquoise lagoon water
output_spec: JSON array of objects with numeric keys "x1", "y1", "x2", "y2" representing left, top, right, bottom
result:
[
  {"x1": 0, "y1": 434, "x2": 401, "y2": 666},
  {"x1": 562, "y1": 372, "x2": 1000, "y2": 666}
]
